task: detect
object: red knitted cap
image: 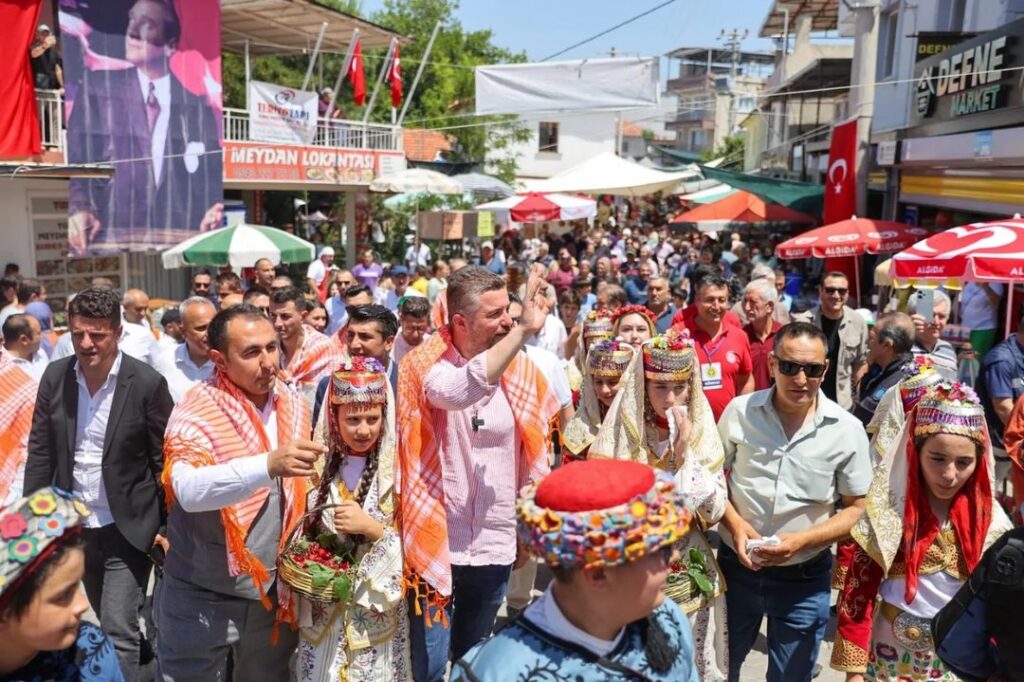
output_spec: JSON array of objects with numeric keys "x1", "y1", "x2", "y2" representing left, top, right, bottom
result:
[{"x1": 535, "y1": 460, "x2": 655, "y2": 513}]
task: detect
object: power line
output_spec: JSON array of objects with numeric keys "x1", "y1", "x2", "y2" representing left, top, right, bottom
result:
[{"x1": 540, "y1": 0, "x2": 679, "y2": 62}]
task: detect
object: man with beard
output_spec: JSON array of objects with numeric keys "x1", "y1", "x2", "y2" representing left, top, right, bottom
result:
[{"x1": 397, "y1": 266, "x2": 561, "y2": 682}]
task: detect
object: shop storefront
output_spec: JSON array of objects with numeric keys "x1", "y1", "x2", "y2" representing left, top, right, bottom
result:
[{"x1": 894, "y1": 18, "x2": 1024, "y2": 224}]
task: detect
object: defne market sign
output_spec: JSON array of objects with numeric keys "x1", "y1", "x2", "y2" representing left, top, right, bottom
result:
[{"x1": 914, "y1": 18, "x2": 1022, "y2": 124}]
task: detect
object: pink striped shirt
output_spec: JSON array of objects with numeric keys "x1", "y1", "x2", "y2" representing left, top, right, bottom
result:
[{"x1": 424, "y1": 344, "x2": 543, "y2": 566}]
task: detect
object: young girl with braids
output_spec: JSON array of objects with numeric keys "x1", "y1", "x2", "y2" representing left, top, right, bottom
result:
[{"x1": 296, "y1": 357, "x2": 411, "y2": 681}]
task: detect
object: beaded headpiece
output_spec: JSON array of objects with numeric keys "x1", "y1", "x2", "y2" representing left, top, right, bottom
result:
[
  {"x1": 329, "y1": 356, "x2": 388, "y2": 406},
  {"x1": 0, "y1": 488, "x2": 87, "y2": 603},
  {"x1": 913, "y1": 382, "x2": 985, "y2": 443},
  {"x1": 642, "y1": 329, "x2": 696, "y2": 381},
  {"x1": 517, "y1": 460, "x2": 691, "y2": 570},
  {"x1": 899, "y1": 356, "x2": 944, "y2": 412},
  {"x1": 611, "y1": 304, "x2": 656, "y2": 329},
  {"x1": 582, "y1": 309, "x2": 614, "y2": 341},
  {"x1": 587, "y1": 339, "x2": 633, "y2": 378}
]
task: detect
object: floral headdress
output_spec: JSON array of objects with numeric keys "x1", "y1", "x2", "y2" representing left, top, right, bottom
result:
[
  {"x1": 898, "y1": 356, "x2": 944, "y2": 412},
  {"x1": 913, "y1": 382, "x2": 985, "y2": 443},
  {"x1": 581, "y1": 309, "x2": 614, "y2": 341},
  {"x1": 0, "y1": 488, "x2": 87, "y2": 606},
  {"x1": 517, "y1": 460, "x2": 690, "y2": 569},
  {"x1": 611, "y1": 304, "x2": 656, "y2": 329},
  {"x1": 587, "y1": 339, "x2": 633, "y2": 378},
  {"x1": 643, "y1": 329, "x2": 696, "y2": 381},
  {"x1": 329, "y1": 356, "x2": 389, "y2": 406}
]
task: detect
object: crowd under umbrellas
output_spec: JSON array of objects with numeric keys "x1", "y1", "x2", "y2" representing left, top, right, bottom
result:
[{"x1": 3, "y1": 186, "x2": 1024, "y2": 682}]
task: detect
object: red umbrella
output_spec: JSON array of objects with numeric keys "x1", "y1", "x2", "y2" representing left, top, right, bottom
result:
[
  {"x1": 892, "y1": 215, "x2": 1024, "y2": 337},
  {"x1": 476, "y1": 192, "x2": 597, "y2": 223},
  {"x1": 892, "y1": 216, "x2": 1024, "y2": 281},
  {"x1": 671, "y1": 190, "x2": 817, "y2": 227},
  {"x1": 776, "y1": 217, "x2": 929, "y2": 259}
]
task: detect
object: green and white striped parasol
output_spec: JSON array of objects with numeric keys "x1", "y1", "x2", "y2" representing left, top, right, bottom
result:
[{"x1": 161, "y1": 224, "x2": 316, "y2": 269}]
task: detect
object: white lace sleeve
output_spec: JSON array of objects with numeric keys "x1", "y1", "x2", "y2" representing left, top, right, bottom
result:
[{"x1": 676, "y1": 452, "x2": 727, "y2": 526}]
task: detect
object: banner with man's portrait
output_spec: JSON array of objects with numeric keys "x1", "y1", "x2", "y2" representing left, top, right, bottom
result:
[{"x1": 59, "y1": 0, "x2": 223, "y2": 255}]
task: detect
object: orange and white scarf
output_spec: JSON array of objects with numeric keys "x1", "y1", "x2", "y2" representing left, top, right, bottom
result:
[
  {"x1": 283, "y1": 325, "x2": 343, "y2": 388},
  {"x1": 162, "y1": 371, "x2": 311, "y2": 629},
  {"x1": 397, "y1": 326, "x2": 558, "y2": 624},
  {"x1": 0, "y1": 351, "x2": 37, "y2": 503}
]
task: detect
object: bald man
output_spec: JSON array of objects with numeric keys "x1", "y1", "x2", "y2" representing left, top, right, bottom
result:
[
  {"x1": 123, "y1": 288, "x2": 151, "y2": 327},
  {"x1": 155, "y1": 296, "x2": 216, "y2": 402},
  {"x1": 254, "y1": 258, "x2": 276, "y2": 289}
]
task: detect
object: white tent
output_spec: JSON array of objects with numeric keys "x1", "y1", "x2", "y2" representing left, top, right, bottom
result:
[
  {"x1": 525, "y1": 152, "x2": 700, "y2": 197},
  {"x1": 679, "y1": 183, "x2": 737, "y2": 204}
]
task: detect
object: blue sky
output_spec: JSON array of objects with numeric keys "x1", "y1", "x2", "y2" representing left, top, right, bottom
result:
[{"x1": 362, "y1": 0, "x2": 784, "y2": 81}]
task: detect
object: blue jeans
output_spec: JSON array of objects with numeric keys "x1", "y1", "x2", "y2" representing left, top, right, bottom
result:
[
  {"x1": 719, "y1": 544, "x2": 832, "y2": 682},
  {"x1": 408, "y1": 563, "x2": 512, "y2": 682}
]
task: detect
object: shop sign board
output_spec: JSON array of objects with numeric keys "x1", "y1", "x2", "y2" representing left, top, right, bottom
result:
[
  {"x1": 248, "y1": 81, "x2": 319, "y2": 145},
  {"x1": 915, "y1": 32, "x2": 975, "y2": 62},
  {"x1": 913, "y1": 19, "x2": 1023, "y2": 126},
  {"x1": 223, "y1": 141, "x2": 406, "y2": 185}
]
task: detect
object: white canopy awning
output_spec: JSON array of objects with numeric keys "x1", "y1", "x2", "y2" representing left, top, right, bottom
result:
[
  {"x1": 679, "y1": 183, "x2": 737, "y2": 204},
  {"x1": 525, "y1": 152, "x2": 700, "y2": 197}
]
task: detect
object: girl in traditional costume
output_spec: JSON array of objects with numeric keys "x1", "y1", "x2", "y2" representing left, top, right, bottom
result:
[
  {"x1": 296, "y1": 357, "x2": 411, "y2": 682},
  {"x1": 589, "y1": 330, "x2": 729, "y2": 681},
  {"x1": 834, "y1": 357, "x2": 945, "y2": 593},
  {"x1": 561, "y1": 339, "x2": 633, "y2": 461},
  {"x1": 566, "y1": 309, "x2": 615, "y2": 404},
  {"x1": 611, "y1": 304, "x2": 657, "y2": 348},
  {"x1": 831, "y1": 383, "x2": 1012, "y2": 681}
]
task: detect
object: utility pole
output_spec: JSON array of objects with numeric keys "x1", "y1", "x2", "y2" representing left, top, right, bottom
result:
[
  {"x1": 847, "y1": 1, "x2": 880, "y2": 218},
  {"x1": 718, "y1": 28, "x2": 748, "y2": 142}
]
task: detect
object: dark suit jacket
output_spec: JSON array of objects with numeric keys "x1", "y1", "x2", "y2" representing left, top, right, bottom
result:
[
  {"x1": 24, "y1": 354, "x2": 173, "y2": 553},
  {"x1": 67, "y1": 66, "x2": 222, "y2": 241}
]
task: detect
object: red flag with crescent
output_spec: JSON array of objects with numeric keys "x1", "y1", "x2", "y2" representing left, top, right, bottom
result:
[
  {"x1": 388, "y1": 45, "x2": 402, "y2": 108},
  {"x1": 349, "y1": 39, "x2": 366, "y2": 106},
  {"x1": 824, "y1": 118, "x2": 857, "y2": 224}
]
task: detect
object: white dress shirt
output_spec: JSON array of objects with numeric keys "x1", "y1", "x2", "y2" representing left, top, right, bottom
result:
[
  {"x1": 524, "y1": 586, "x2": 624, "y2": 656},
  {"x1": 170, "y1": 397, "x2": 278, "y2": 513},
  {"x1": 156, "y1": 343, "x2": 214, "y2": 403},
  {"x1": 325, "y1": 296, "x2": 348, "y2": 337},
  {"x1": 52, "y1": 331, "x2": 73, "y2": 360},
  {"x1": 72, "y1": 353, "x2": 123, "y2": 528},
  {"x1": 528, "y1": 313, "x2": 568, "y2": 359},
  {"x1": 120, "y1": 322, "x2": 159, "y2": 366},
  {"x1": 136, "y1": 69, "x2": 171, "y2": 185},
  {"x1": 156, "y1": 333, "x2": 180, "y2": 354},
  {"x1": 11, "y1": 352, "x2": 46, "y2": 382}
]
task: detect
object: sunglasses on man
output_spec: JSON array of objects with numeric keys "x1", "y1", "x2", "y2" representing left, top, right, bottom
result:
[
  {"x1": 774, "y1": 357, "x2": 827, "y2": 379},
  {"x1": 822, "y1": 286, "x2": 848, "y2": 296}
]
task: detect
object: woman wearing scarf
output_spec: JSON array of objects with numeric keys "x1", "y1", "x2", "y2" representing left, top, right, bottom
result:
[
  {"x1": 296, "y1": 357, "x2": 410, "y2": 681},
  {"x1": 0, "y1": 488, "x2": 123, "y2": 681},
  {"x1": 833, "y1": 357, "x2": 946, "y2": 594},
  {"x1": 561, "y1": 340, "x2": 633, "y2": 462},
  {"x1": 830, "y1": 383, "x2": 1012, "y2": 681},
  {"x1": 566, "y1": 309, "x2": 615, "y2": 405},
  {"x1": 589, "y1": 329, "x2": 729, "y2": 681}
]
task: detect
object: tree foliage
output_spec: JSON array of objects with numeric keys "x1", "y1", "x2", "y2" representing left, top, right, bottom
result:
[{"x1": 701, "y1": 133, "x2": 745, "y2": 167}]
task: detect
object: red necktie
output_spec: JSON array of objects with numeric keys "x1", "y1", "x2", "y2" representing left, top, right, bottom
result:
[{"x1": 146, "y1": 82, "x2": 160, "y2": 132}]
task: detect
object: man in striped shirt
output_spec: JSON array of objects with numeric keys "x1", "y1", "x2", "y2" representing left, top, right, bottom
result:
[{"x1": 400, "y1": 265, "x2": 559, "y2": 682}]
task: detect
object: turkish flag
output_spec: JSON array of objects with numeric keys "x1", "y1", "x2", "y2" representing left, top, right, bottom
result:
[
  {"x1": 824, "y1": 118, "x2": 857, "y2": 224},
  {"x1": 388, "y1": 45, "x2": 402, "y2": 108},
  {"x1": 0, "y1": 0, "x2": 43, "y2": 159},
  {"x1": 349, "y1": 39, "x2": 366, "y2": 106}
]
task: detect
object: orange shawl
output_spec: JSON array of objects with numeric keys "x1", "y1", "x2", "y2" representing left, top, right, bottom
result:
[
  {"x1": 162, "y1": 371, "x2": 310, "y2": 627},
  {"x1": 283, "y1": 325, "x2": 343, "y2": 388},
  {"x1": 0, "y1": 353, "x2": 37, "y2": 502},
  {"x1": 397, "y1": 326, "x2": 558, "y2": 623},
  {"x1": 429, "y1": 289, "x2": 448, "y2": 330}
]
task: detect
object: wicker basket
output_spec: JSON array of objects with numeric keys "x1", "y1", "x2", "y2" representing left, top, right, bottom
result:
[{"x1": 278, "y1": 504, "x2": 357, "y2": 604}]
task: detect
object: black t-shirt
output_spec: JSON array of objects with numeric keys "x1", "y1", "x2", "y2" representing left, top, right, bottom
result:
[
  {"x1": 30, "y1": 45, "x2": 59, "y2": 89},
  {"x1": 821, "y1": 315, "x2": 841, "y2": 401}
]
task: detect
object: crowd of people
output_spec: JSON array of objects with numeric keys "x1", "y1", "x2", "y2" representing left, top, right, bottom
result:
[{"x1": 0, "y1": 218, "x2": 1023, "y2": 682}]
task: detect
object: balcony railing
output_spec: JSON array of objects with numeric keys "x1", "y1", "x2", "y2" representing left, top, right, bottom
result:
[
  {"x1": 222, "y1": 108, "x2": 403, "y2": 152},
  {"x1": 30, "y1": 93, "x2": 404, "y2": 157},
  {"x1": 36, "y1": 89, "x2": 65, "y2": 150}
]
